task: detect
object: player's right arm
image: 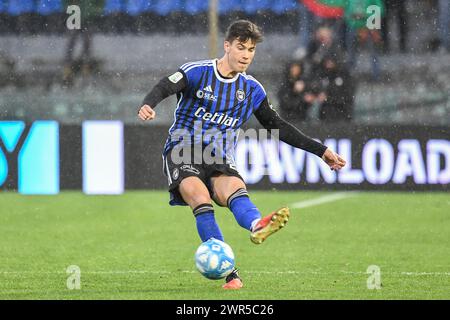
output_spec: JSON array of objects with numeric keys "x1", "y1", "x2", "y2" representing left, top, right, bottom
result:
[{"x1": 138, "y1": 70, "x2": 187, "y2": 121}]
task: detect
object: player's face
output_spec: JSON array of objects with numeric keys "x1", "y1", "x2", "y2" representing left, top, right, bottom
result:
[{"x1": 225, "y1": 39, "x2": 256, "y2": 73}]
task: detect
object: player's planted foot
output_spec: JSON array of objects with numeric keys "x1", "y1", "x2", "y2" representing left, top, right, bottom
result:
[
  {"x1": 222, "y1": 268, "x2": 243, "y2": 290},
  {"x1": 250, "y1": 207, "x2": 290, "y2": 244}
]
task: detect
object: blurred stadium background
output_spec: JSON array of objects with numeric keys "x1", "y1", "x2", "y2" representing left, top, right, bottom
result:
[
  {"x1": 0, "y1": 0, "x2": 449, "y2": 125},
  {"x1": 0, "y1": 0, "x2": 449, "y2": 300}
]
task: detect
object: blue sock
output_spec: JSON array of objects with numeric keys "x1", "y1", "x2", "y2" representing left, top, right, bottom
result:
[
  {"x1": 228, "y1": 189, "x2": 261, "y2": 231},
  {"x1": 194, "y1": 204, "x2": 224, "y2": 242}
]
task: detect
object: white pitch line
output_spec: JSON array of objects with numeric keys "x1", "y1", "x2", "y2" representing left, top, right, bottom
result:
[
  {"x1": 291, "y1": 192, "x2": 358, "y2": 209},
  {"x1": 400, "y1": 272, "x2": 450, "y2": 276},
  {"x1": 1, "y1": 270, "x2": 449, "y2": 276}
]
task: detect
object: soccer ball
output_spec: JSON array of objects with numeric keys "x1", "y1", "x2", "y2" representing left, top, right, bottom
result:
[{"x1": 194, "y1": 238, "x2": 235, "y2": 280}]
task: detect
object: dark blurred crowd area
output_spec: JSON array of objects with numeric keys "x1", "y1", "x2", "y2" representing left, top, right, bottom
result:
[
  {"x1": 0, "y1": 0, "x2": 450, "y2": 123},
  {"x1": 278, "y1": 26, "x2": 355, "y2": 123},
  {"x1": 279, "y1": 0, "x2": 450, "y2": 122}
]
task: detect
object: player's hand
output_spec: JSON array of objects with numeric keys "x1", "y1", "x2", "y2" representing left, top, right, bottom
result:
[
  {"x1": 322, "y1": 148, "x2": 346, "y2": 171},
  {"x1": 138, "y1": 104, "x2": 156, "y2": 121}
]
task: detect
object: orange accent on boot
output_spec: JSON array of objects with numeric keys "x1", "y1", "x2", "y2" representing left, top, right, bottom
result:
[{"x1": 222, "y1": 278, "x2": 243, "y2": 290}]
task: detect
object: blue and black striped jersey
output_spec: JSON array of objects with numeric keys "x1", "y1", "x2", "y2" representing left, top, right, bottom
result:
[
  {"x1": 163, "y1": 59, "x2": 267, "y2": 162},
  {"x1": 141, "y1": 58, "x2": 328, "y2": 164}
]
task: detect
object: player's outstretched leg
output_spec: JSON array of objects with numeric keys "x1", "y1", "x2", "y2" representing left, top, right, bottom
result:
[
  {"x1": 222, "y1": 268, "x2": 243, "y2": 290},
  {"x1": 226, "y1": 188, "x2": 290, "y2": 244},
  {"x1": 250, "y1": 207, "x2": 290, "y2": 245},
  {"x1": 227, "y1": 188, "x2": 262, "y2": 232},
  {"x1": 227, "y1": 188, "x2": 289, "y2": 244}
]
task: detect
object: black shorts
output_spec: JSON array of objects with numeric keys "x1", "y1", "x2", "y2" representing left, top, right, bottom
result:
[{"x1": 162, "y1": 147, "x2": 244, "y2": 206}]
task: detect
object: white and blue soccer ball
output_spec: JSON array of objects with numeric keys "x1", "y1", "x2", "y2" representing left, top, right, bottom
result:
[{"x1": 194, "y1": 238, "x2": 235, "y2": 280}]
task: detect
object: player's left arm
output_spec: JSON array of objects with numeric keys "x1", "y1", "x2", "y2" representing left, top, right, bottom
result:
[{"x1": 254, "y1": 98, "x2": 346, "y2": 170}]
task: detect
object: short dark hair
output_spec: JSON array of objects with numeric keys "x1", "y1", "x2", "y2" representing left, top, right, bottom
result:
[{"x1": 225, "y1": 20, "x2": 263, "y2": 44}]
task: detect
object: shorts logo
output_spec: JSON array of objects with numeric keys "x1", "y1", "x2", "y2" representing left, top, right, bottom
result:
[
  {"x1": 168, "y1": 72, "x2": 183, "y2": 84},
  {"x1": 228, "y1": 163, "x2": 237, "y2": 171},
  {"x1": 180, "y1": 165, "x2": 200, "y2": 175},
  {"x1": 172, "y1": 168, "x2": 179, "y2": 180},
  {"x1": 226, "y1": 155, "x2": 237, "y2": 171},
  {"x1": 236, "y1": 89, "x2": 245, "y2": 102}
]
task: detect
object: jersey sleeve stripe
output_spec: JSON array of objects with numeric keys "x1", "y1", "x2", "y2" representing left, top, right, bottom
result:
[
  {"x1": 244, "y1": 74, "x2": 267, "y2": 96},
  {"x1": 180, "y1": 60, "x2": 213, "y2": 72},
  {"x1": 183, "y1": 62, "x2": 214, "y2": 74}
]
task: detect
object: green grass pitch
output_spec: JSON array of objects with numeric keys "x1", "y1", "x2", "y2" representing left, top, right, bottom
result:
[{"x1": 0, "y1": 191, "x2": 449, "y2": 300}]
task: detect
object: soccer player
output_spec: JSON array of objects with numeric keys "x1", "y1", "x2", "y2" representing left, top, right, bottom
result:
[{"x1": 138, "y1": 20, "x2": 346, "y2": 289}]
